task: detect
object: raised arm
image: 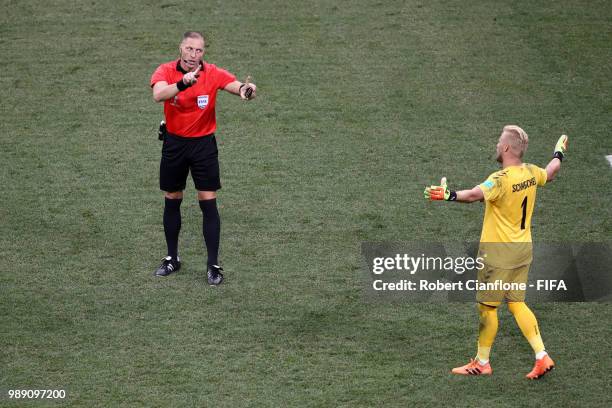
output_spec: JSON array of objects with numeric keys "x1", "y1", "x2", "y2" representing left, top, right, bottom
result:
[
  {"x1": 545, "y1": 158, "x2": 561, "y2": 182},
  {"x1": 545, "y1": 135, "x2": 568, "y2": 182},
  {"x1": 152, "y1": 66, "x2": 201, "y2": 102},
  {"x1": 152, "y1": 81, "x2": 179, "y2": 102}
]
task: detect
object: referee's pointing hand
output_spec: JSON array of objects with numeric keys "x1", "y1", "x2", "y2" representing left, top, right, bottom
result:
[{"x1": 183, "y1": 64, "x2": 201, "y2": 85}]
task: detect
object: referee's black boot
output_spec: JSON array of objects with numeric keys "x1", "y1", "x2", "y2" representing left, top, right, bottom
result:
[
  {"x1": 155, "y1": 256, "x2": 181, "y2": 277},
  {"x1": 207, "y1": 265, "x2": 224, "y2": 285}
]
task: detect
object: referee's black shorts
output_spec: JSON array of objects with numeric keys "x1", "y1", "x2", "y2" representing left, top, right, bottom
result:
[{"x1": 160, "y1": 132, "x2": 221, "y2": 192}]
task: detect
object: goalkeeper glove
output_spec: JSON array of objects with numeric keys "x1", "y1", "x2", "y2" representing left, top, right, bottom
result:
[
  {"x1": 424, "y1": 177, "x2": 457, "y2": 201},
  {"x1": 553, "y1": 134, "x2": 568, "y2": 161}
]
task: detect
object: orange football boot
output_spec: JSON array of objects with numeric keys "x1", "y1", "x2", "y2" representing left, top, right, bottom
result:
[
  {"x1": 451, "y1": 359, "x2": 492, "y2": 376},
  {"x1": 526, "y1": 354, "x2": 555, "y2": 379}
]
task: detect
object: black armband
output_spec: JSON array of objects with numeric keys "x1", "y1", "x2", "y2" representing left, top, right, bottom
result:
[
  {"x1": 448, "y1": 191, "x2": 457, "y2": 201},
  {"x1": 239, "y1": 83, "x2": 245, "y2": 92},
  {"x1": 176, "y1": 80, "x2": 191, "y2": 91},
  {"x1": 552, "y1": 151, "x2": 564, "y2": 161}
]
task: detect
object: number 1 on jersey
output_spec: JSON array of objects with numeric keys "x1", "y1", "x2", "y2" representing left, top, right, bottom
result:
[{"x1": 520, "y1": 196, "x2": 527, "y2": 230}]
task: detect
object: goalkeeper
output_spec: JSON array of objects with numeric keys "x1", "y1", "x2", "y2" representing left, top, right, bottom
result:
[{"x1": 424, "y1": 125, "x2": 568, "y2": 379}]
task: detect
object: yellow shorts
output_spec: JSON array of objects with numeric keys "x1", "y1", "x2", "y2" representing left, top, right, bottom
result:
[{"x1": 476, "y1": 263, "x2": 530, "y2": 306}]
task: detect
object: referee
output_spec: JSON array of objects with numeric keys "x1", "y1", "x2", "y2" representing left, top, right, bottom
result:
[{"x1": 150, "y1": 31, "x2": 256, "y2": 284}]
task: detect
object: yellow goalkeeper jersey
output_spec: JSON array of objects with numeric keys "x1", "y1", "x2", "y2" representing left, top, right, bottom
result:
[{"x1": 478, "y1": 164, "x2": 547, "y2": 268}]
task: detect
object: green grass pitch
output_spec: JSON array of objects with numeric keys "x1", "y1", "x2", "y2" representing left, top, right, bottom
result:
[{"x1": 1, "y1": 0, "x2": 611, "y2": 406}]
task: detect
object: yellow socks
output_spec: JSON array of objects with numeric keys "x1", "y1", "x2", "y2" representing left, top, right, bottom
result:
[
  {"x1": 474, "y1": 302, "x2": 546, "y2": 363},
  {"x1": 508, "y1": 302, "x2": 545, "y2": 355},
  {"x1": 477, "y1": 303, "x2": 499, "y2": 363}
]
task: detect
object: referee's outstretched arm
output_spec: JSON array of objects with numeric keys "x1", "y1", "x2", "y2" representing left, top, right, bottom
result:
[{"x1": 224, "y1": 79, "x2": 257, "y2": 101}]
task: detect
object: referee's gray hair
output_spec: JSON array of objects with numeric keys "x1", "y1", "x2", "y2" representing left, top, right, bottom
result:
[
  {"x1": 181, "y1": 31, "x2": 206, "y2": 44},
  {"x1": 502, "y1": 125, "x2": 529, "y2": 157}
]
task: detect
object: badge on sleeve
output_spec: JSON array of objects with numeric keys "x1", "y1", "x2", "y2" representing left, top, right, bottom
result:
[{"x1": 197, "y1": 95, "x2": 209, "y2": 109}]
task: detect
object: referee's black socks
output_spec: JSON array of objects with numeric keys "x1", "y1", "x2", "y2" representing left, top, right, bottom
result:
[
  {"x1": 163, "y1": 197, "x2": 182, "y2": 260},
  {"x1": 199, "y1": 199, "x2": 221, "y2": 267}
]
